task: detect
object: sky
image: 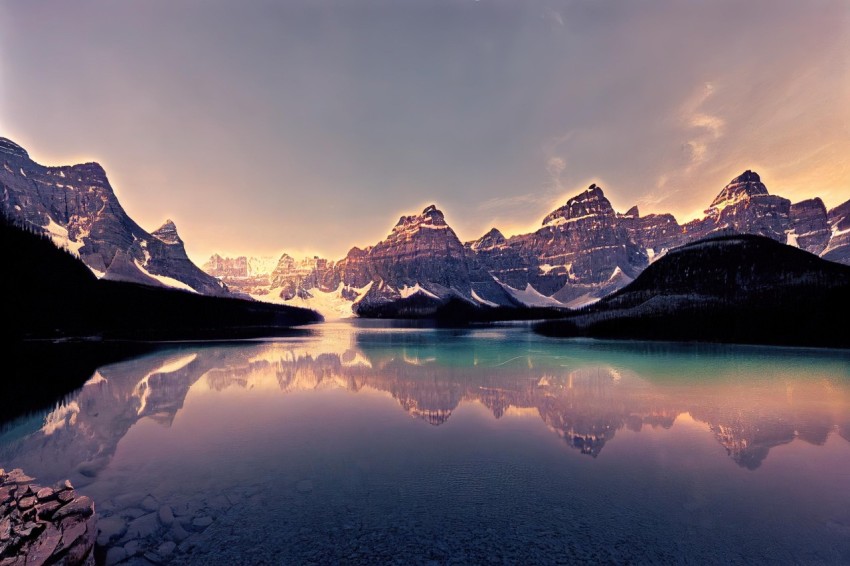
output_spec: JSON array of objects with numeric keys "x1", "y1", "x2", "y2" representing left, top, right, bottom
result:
[{"x1": 1, "y1": 0, "x2": 848, "y2": 263}]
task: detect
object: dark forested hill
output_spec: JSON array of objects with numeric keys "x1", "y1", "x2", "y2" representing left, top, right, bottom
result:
[
  {"x1": 535, "y1": 235, "x2": 850, "y2": 348},
  {"x1": 1, "y1": 214, "x2": 321, "y2": 341}
]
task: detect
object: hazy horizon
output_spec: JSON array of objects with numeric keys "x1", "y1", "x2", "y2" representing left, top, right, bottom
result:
[{"x1": 2, "y1": 0, "x2": 848, "y2": 263}]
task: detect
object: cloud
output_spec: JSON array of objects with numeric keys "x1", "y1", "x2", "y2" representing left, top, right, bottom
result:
[
  {"x1": 680, "y1": 82, "x2": 726, "y2": 171},
  {"x1": 545, "y1": 8, "x2": 564, "y2": 28},
  {"x1": 546, "y1": 156, "x2": 566, "y2": 180}
]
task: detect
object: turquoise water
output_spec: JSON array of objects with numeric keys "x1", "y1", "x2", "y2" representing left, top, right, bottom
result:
[{"x1": 2, "y1": 322, "x2": 850, "y2": 564}]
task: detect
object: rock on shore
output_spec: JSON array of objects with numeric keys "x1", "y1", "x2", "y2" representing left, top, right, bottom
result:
[{"x1": 0, "y1": 469, "x2": 95, "y2": 565}]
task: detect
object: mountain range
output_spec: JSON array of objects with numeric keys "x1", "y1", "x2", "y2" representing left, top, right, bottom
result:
[
  {"x1": 3, "y1": 135, "x2": 849, "y2": 320},
  {"x1": 206, "y1": 171, "x2": 850, "y2": 317}
]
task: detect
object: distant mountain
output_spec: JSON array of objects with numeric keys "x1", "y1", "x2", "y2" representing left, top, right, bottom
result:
[
  {"x1": 0, "y1": 137, "x2": 227, "y2": 295},
  {"x1": 203, "y1": 254, "x2": 280, "y2": 296},
  {"x1": 535, "y1": 234, "x2": 850, "y2": 348},
  {"x1": 270, "y1": 254, "x2": 338, "y2": 300},
  {"x1": 0, "y1": 214, "x2": 321, "y2": 341},
  {"x1": 203, "y1": 254, "x2": 279, "y2": 279}
]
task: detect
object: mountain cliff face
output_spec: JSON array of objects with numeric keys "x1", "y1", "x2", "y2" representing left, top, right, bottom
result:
[
  {"x1": 0, "y1": 137, "x2": 227, "y2": 295},
  {"x1": 471, "y1": 185, "x2": 647, "y2": 305},
  {"x1": 788, "y1": 198, "x2": 831, "y2": 254},
  {"x1": 822, "y1": 199, "x2": 850, "y2": 265},
  {"x1": 683, "y1": 171, "x2": 791, "y2": 244},
  {"x1": 346, "y1": 205, "x2": 472, "y2": 309},
  {"x1": 270, "y1": 254, "x2": 337, "y2": 300},
  {"x1": 617, "y1": 206, "x2": 684, "y2": 258}
]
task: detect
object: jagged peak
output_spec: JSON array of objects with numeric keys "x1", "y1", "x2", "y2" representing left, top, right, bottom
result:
[
  {"x1": 276, "y1": 252, "x2": 296, "y2": 265},
  {"x1": 542, "y1": 183, "x2": 614, "y2": 226},
  {"x1": 624, "y1": 205, "x2": 640, "y2": 218},
  {"x1": 709, "y1": 170, "x2": 769, "y2": 209},
  {"x1": 730, "y1": 170, "x2": 761, "y2": 184},
  {"x1": 483, "y1": 227, "x2": 504, "y2": 239},
  {"x1": 151, "y1": 219, "x2": 183, "y2": 246},
  {"x1": 392, "y1": 204, "x2": 449, "y2": 233},
  {"x1": 471, "y1": 227, "x2": 507, "y2": 251},
  {"x1": 0, "y1": 137, "x2": 29, "y2": 160}
]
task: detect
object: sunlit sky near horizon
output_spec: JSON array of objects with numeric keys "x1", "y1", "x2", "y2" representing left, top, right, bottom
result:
[{"x1": 1, "y1": 0, "x2": 848, "y2": 263}]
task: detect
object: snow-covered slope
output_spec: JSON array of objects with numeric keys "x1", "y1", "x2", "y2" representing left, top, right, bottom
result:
[{"x1": 498, "y1": 281, "x2": 565, "y2": 308}]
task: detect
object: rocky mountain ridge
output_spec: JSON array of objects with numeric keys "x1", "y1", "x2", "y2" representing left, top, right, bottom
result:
[{"x1": 210, "y1": 170, "x2": 847, "y2": 317}]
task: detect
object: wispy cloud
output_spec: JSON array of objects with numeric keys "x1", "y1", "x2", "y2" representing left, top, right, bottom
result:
[
  {"x1": 546, "y1": 156, "x2": 566, "y2": 188},
  {"x1": 545, "y1": 8, "x2": 564, "y2": 28},
  {"x1": 680, "y1": 82, "x2": 726, "y2": 171}
]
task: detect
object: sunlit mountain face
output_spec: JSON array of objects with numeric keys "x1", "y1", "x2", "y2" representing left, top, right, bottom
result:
[{"x1": 1, "y1": 322, "x2": 849, "y2": 563}]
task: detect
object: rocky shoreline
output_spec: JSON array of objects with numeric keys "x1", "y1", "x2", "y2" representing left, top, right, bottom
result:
[{"x1": 0, "y1": 468, "x2": 96, "y2": 565}]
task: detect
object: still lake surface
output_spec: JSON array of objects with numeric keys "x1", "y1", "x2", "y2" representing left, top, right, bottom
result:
[{"x1": 2, "y1": 321, "x2": 850, "y2": 564}]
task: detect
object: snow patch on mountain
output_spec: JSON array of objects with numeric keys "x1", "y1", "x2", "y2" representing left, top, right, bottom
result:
[
  {"x1": 785, "y1": 230, "x2": 799, "y2": 248},
  {"x1": 253, "y1": 283, "x2": 357, "y2": 320},
  {"x1": 134, "y1": 261, "x2": 199, "y2": 293},
  {"x1": 499, "y1": 282, "x2": 565, "y2": 308},
  {"x1": 44, "y1": 217, "x2": 84, "y2": 257},
  {"x1": 471, "y1": 290, "x2": 498, "y2": 307},
  {"x1": 607, "y1": 266, "x2": 628, "y2": 282},
  {"x1": 399, "y1": 283, "x2": 439, "y2": 299}
]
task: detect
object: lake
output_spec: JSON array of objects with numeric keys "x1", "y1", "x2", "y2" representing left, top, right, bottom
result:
[{"x1": 2, "y1": 321, "x2": 849, "y2": 564}]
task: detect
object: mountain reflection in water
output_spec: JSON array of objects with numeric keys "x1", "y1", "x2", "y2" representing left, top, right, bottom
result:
[
  {"x1": 2, "y1": 322, "x2": 850, "y2": 563},
  {"x1": 3, "y1": 322, "x2": 849, "y2": 484}
]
